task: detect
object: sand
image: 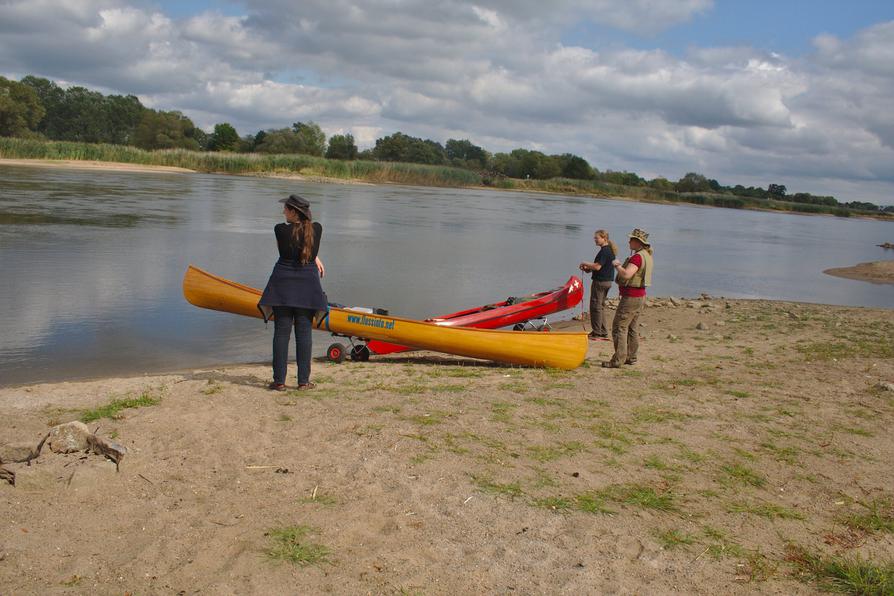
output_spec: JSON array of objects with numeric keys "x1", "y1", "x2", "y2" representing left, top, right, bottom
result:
[
  {"x1": 824, "y1": 260, "x2": 894, "y2": 285},
  {"x1": 1, "y1": 297, "x2": 893, "y2": 594},
  {"x1": 0, "y1": 158, "x2": 194, "y2": 174}
]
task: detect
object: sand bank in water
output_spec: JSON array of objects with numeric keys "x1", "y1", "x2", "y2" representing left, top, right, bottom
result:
[{"x1": 824, "y1": 259, "x2": 894, "y2": 284}]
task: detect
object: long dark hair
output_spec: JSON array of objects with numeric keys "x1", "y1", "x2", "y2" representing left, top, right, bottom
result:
[{"x1": 287, "y1": 207, "x2": 315, "y2": 264}]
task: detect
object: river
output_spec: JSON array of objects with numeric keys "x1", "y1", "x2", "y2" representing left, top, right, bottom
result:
[{"x1": 1, "y1": 163, "x2": 892, "y2": 385}]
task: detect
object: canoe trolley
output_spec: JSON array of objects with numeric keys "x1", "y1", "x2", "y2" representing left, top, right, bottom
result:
[{"x1": 326, "y1": 305, "x2": 388, "y2": 363}]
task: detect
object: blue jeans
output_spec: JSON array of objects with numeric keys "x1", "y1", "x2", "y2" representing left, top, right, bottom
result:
[{"x1": 272, "y1": 306, "x2": 314, "y2": 385}]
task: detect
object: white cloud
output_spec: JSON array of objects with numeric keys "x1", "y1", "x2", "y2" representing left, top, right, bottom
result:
[{"x1": 1, "y1": 1, "x2": 892, "y2": 202}]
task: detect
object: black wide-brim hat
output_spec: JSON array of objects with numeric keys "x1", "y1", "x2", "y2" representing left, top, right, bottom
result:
[{"x1": 279, "y1": 194, "x2": 312, "y2": 220}]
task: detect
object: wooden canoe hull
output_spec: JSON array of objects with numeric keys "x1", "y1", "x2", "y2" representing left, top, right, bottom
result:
[{"x1": 182, "y1": 265, "x2": 588, "y2": 370}]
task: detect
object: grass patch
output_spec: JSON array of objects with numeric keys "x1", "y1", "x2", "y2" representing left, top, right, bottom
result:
[
  {"x1": 490, "y1": 402, "x2": 517, "y2": 423},
  {"x1": 632, "y1": 407, "x2": 688, "y2": 424},
  {"x1": 787, "y1": 545, "x2": 894, "y2": 595},
  {"x1": 201, "y1": 380, "x2": 223, "y2": 395},
  {"x1": 726, "y1": 389, "x2": 751, "y2": 398},
  {"x1": 598, "y1": 484, "x2": 678, "y2": 511},
  {"x1": 264, "y1": 526, "x2": 330, "y2": 566},
  {"x1": 533, "y1": 496, "x2": 574, "y2": 511},
  {"x1": 574, "y1": 493, "x2": 616, "y2": 515},
  {"x1": 843, "y1": 497, "x2": 894, "y2": 534},
  {"x1": 471, "y1": 475, "x2": 525, "y2": 500},
  {"x1": 720, "y1": 463, "x2": 766, "y2": 488},
  {"x1": 727, "y1": 500, "x2": 805, "y2": 520},
  {"x1": 527, "y1": 441, "x2": 586, "y2": 462},
  {"x1": 655, "y1": 529, "x2": 696, "y2": 549},
  {"x1": 80, "y1": 391, "x2": 159, "y2": 422}
]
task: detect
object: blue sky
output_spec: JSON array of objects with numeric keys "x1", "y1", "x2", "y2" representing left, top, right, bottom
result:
[
  {"x1": 2, "y1": 0, "x2": 894, "y2": 203},
  {"x1": 565, "y1": 1, "x2": 894, "y2": 56}
]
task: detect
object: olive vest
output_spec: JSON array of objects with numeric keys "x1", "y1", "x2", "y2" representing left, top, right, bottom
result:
[{"x1": 618, "y1": 249, "x2": 652, "y2": 289}]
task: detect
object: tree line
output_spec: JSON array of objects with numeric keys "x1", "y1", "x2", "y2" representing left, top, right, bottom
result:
[{"x1": 1, "y1": 75, "x2": 890, "y2": 213}]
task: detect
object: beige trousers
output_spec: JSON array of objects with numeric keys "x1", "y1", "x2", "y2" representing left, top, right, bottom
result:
[{"x1": 610, "y1": 295, "x2": 644, "y2": 366}]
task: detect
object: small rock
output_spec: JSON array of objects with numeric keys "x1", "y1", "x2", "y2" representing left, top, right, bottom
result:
[
  {"x1": 715, "y1": 320, "x2": 726, "y2": 327},
  {"x1": 669, "y1": 297, "x2": 680, "y2": 307},
  {"x1": 787, "y1": 311, "x2": 800, "y2": 320},
  {"x1": 700, "y1": 293, "x2": 713, "y2": 300},
  {"x1": 725, "y1": 302, "x2": 732, "y2": 309},
  {"x1": 667, "y1": 334, "x2": 679, "y2": 341},
  {"x1": 686, "y1": 302, "x2": 697, "y2": 309},
  {"x1": 47, "y1": 421, "x2": 91, "y2": 454},
  {"x1": 875, "y1": 382, "x2": 894, "y2": 392},
  {"x1": 696, "y1": 322, "x2": 708, "y2": 331}
]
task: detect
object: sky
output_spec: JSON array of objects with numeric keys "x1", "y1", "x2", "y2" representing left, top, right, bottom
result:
[{"x1": 1, "y1": 0, "x2": 893, "y2": 204}]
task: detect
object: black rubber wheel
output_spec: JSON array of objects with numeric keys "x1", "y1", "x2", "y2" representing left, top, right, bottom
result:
[
  {"x1": 327, "y1": 342, "x2": 346, "y2": 363},
  {"x1": 512, "y1": 322, "x2": 526, "y2": 331},
  {"x1": 350, "y1": 344, "x2": 371, "y2": 362}
]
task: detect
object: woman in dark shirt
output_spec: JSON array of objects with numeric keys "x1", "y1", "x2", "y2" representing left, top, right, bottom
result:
[
  {"x1": 258, "y1": 194, "x2": 328, "y2": 391},
  {"x1": 579, "y1": 229, "x2": 618, "y2": 339}
]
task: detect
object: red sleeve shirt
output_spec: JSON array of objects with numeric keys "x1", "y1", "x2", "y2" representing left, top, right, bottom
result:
[{"x1": 618, "y1": 253, "x2": 646, "y2": 297}]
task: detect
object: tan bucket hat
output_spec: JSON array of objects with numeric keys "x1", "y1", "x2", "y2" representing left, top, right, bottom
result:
[{"x1": 628, "y1": 228, "x2": 650, "y2": 246}]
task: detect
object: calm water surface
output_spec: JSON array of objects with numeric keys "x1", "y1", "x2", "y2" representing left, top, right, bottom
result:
[{"x1": 1, "y1": 164, "x2": 892, "y2": 386}]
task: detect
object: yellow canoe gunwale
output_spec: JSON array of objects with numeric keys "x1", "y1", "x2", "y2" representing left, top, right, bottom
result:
[{"x1": 182, "y1": 265, "x2": 588, "y2": 370}]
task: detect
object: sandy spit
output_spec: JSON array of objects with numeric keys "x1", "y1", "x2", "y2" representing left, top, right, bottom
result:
[
  {"x1": 824, "y1": 260, "x2": 894, "y2": 285},
  {"x1": 2, "y1": 298, "x2": 893, "y2": 594},
  {"x1": 0, "y1": 158, "x2": 195, "y2": 174}
]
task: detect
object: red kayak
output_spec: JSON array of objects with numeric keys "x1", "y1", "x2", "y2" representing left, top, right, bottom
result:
[{"x1": 360, "y1": 276, "x2": 584, "y2": 357}]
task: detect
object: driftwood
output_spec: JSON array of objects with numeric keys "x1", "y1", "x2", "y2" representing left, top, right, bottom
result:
[
  {"x1": 1, "y1": 424, "x2": 127, "y2": 486},
  {"x1": 0, "y1": 457, "x2": 14, "y2": 486}
]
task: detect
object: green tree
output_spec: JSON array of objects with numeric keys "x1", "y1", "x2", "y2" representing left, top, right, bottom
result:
[
  {"x1": 446, "y1": 139, "x2": 487, "y2": 168},
  {"x1": 133, "y1": 109, "x2": 201, "y2": 150},
  {"x1": 556, "y1": 153, "x2": 594, "y2": 180},
  {"x1": 208, "y1": 122, "x2": 239, "y2": 151},
  {"x1": 291, "y1": 121, "x2": 326, "y2": 156},
  {"x1": 325, "y1": 133, "x2": 358, "y2": 159},
  {"x1": 767, "y1": 183, "x2": 787, "y2": 198},
  {"x1": 255, "y1": 128, "x2": 302, "y2": 153},
  {"x1": 103, "y1": 94, "x2": 144, "y2": 145},
  {"x1": 675, "y1": 172, "x2": 712, "y2": 193},
  {"x1": 0, "y1": 76, "x2": 45, "y2": 136},
  {"x1": 20, "y1": 75, "x2": 63, "y2": 137},
  {"x1": 373, "y1": 132, "x2": 446, "y2": 164}
]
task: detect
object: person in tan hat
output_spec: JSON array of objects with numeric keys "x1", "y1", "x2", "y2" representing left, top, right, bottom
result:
[{"x1": 603, "y1": 228, "x2": 653, "y2": 368}]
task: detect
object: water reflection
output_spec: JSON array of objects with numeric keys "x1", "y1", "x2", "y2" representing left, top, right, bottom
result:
[{"x1": 1, "y1": 163, "x2": 892, "y2": 386}]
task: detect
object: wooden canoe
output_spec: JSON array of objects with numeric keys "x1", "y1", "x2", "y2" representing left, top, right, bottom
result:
[{"x1": 182, "y1": 265, "x2": 588, "y2": 370}]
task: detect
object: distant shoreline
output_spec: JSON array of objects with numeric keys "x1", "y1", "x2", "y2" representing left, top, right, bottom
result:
[{"x1": 2, "y1": 156, "x2": 890, "y2": 221}]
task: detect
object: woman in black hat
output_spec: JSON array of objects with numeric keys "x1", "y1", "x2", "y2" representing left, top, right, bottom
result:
[{"x1": 258, "y1": 194, "x2": 328, "y2": 391}]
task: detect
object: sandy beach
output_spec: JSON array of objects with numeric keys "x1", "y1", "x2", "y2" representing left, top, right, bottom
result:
[{"x1": 2, "y1": 297, "x2": 892, "y2": 594}]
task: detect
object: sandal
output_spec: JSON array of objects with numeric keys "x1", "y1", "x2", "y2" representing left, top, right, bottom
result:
[
  {"x1": 601, "y1": 361, "x2": 620, "y2": 368},
  {"x1": 297, "y1": 382, "x2": 316, "y2": 390},
  {"x1": 268, "y1": 382, "x2": 287, "y2": 391}
]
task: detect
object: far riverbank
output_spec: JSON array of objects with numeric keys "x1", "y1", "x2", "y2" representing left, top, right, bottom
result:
[{"x1": 3, "y1": 139, "x2": 892, "y2": 220}]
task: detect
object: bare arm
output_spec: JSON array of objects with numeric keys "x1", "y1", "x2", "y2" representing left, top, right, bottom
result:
[
  {"x1": 612, "y1": 259, "x2": 638, "y2": 281},
  {"x1": 315, "y1": 256, "x2": 325, "y2": 278}
]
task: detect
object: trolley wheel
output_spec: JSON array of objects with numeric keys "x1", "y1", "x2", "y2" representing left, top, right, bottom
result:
[
  {"x1": 512, "y1": 322, "x2": 526, "y2": 331},
  {"x1": 350, "y1": 344, "x2": 371, "y2": 362},
  {"x1": 327, "y1": 342, "x2": 347, "y2": 363}
]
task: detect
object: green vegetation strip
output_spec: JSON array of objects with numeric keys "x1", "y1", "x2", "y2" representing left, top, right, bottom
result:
[
  {"x1": 80, "y1": 392, "x2": 159, "y2": 422},
  {"x1": 788, "y1": 546, "x2": 894, "y2": 595},
  {"x1": 264, "y1": 526, "x2": 330, "y2": 566}
]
